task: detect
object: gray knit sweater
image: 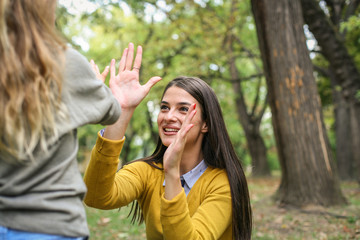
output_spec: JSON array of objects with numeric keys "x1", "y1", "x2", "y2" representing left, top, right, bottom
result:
[{"x1": 0, "y1": 48, "x2": 121, "y2": 237}]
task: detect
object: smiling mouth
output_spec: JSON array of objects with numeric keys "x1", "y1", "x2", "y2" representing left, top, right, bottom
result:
[{"x1": 164, "y1": 128, "x2": 179, "y2": 133}]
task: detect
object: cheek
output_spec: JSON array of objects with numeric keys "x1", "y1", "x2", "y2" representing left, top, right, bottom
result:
[
  {"x1": 157, "y1": 114, "x2": 162, "y2": 126},
  {"x1": 192, "y1": 114, "x2": 204, "y2": 125}
]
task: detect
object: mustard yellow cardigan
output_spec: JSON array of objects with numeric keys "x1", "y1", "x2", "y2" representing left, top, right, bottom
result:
[{"x1": 84, "y1": 132, "x2": 232, "y2": 239}]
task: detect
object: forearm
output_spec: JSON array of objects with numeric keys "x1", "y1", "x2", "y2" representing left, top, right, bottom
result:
[
  {"x1": 83, "y1": 134, "x2": 125, "y2": 209},
  {"x1": 164, "y1": 169, "x2": 182, "y2": 200},
  {"x1": 103, "y1": 107, "x2": 135, "y2": 140}
]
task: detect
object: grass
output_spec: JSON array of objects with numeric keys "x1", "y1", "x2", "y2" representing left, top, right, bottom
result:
[
  {"x1": 86, "y1": 206, "x2": 145, "y2": 239},
  {"x1": 85, "y1": 177, "x2": 360, "y2": 239}
]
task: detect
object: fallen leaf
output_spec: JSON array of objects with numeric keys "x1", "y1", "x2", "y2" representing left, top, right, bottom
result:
[{"x1": 97, "y1": 217, "x2": 111, "y2": 226}]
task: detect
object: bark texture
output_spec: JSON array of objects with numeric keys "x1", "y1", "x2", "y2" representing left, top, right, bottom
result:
[
  {"x1": 251, "y1": 0, "x2": 347, "y2": 206},
  {"x1": 301, "y1": 0, "x2": 360, "y2": 182}
]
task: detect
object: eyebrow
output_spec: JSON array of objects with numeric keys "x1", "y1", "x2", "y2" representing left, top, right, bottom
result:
[{"x1": 161, "y1": 101, "x2": 192, "y2": 106}]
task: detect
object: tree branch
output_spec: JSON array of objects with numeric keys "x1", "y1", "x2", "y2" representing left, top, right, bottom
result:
[{"x1": 301, "y1": 0, "x2": 360, "y2": 101}]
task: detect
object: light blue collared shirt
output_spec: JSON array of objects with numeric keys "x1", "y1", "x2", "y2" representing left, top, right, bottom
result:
[
  {"x1": 100, "y1": 128, "x2": 105, "y2": 136},
  {"x1": 163, "y1": 160, "x2": 208, "y2": 196}
]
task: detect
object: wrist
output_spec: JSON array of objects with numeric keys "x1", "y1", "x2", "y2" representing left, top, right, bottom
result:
[
  {"x1": 164, "y1": 170, "x2": 182, "y2": 200},
  {"x1": 120, "y1": 106, "x2": 136, "y2": 112},
  {"x1": 164, "y1": 167, "x2": 180, "y2": 179}
]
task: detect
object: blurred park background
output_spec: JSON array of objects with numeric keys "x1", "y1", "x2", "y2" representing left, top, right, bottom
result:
[{"x1": 56, "y1": 0, "x2": 359, "y2": 239}]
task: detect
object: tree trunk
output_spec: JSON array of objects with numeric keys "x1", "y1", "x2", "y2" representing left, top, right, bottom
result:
[
  {"x1": 300, "y1": 0, "x2": 360, "y2": 101},
  {"x1": 245, "y1": 130, "x2": 270, "y2": 177},
  {"x1": 301, "y1": 0, "x2": 360, "y2": 182},
  {"x1": 333, "y1": 84, "x2": 354, "y2": 180},
  {"x1": 349, "y1": 103, "x2": 360, "y2": 184},
  {"x1": 330, "y1": 68, "x2": 356, "y2": 180},
  {"x1": 226, "y1": 30, "x2": 271, "y2": 177},
  {"x1": 251, "y1": 0, "x2": 347, "y2": 206},
  {"x1": 232, "y1": 84, "x2": 270, "y2": 177}
]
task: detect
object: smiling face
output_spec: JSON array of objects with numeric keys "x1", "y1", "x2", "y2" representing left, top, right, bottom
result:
[{"x1": 157, "y1": 86, "x2": 208, "y2": 148}]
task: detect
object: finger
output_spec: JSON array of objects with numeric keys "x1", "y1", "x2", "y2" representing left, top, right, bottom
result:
[
  {"x1": 182, "y1": 104, "x2": 197, "y2": 127},
  {"x1": 181, "y1": 123, "x2": 195, "y2": 135},
  {"x1": 100, "y1": 66, "x2": 110, "y2": 83},
  {"x1": 178, "y1": 113, "x2": 196, "y2": 140},
  {"x1": 118, "y1": 48, "x2": 128, "y2": 72},
  {"x1": 110, "y1": 59, "x2": 116, "y2": 80},
  {"x1": 132, "y1": 45, "x2": 142, "y2": 72},
  {"x1": 90, "y1": 59, "x2": 98, "y2": 73},
  {"x1": 186, "y1": 107, "x2": 197, "y2": 124},
  {"x1": 125, "y1": 42, "x2": 134, "y2": 70},
  {"x1": 144, "y1": 76, "x2": 162, "y2": 92}
]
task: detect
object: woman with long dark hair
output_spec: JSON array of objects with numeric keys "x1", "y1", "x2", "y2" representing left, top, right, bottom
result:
[{"x1": 84, "y1": 45, "x2": 252, "y2": 239}]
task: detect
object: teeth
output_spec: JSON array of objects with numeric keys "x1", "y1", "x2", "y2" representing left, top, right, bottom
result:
[{"x1": 165, "y1": 128, "x2": 179, "y2": 132}]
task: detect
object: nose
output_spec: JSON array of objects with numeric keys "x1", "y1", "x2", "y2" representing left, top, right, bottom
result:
[{"x1": 164, "y1": 109, "x2": 177, "y2": 122}]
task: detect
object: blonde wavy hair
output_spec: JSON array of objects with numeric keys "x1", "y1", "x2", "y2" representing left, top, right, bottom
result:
[{"x1": 0, "y1": 0, "x2": 67, "y2": 162}]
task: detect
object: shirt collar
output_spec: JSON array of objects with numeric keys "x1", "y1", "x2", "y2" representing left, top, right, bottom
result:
[
  {"x1": 162, "y1": 159, "x2": 208, "y2": 190},
  {"x1": 181, "y1": 159, "x2": 207, "y2": 189}
]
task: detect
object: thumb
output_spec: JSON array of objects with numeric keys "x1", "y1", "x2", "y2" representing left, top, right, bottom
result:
[{"x1": 144, "y1": 76, "x2": 162, "y2": 92}]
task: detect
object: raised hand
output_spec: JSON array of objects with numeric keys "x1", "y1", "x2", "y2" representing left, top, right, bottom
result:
[
  {"x1": 109, "y1": 42, "x2": 161, "y2": 110},
  {"x1": 163, "y1": 104, "x2": 196, "y2": 200},
  {"x1": 103, "y1": 43, "x2": 161, "y2": 140},
  {"x1": 90, "y1": 59, "x2": 109, "y2": 83}
]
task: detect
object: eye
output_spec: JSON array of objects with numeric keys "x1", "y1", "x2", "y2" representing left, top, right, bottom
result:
[
  {"x1": 179, "y1": 106, "x2": 189, "y2": 112},
  {"x1": 160, "y1": 105, "x2": 169, "y2": 111}
]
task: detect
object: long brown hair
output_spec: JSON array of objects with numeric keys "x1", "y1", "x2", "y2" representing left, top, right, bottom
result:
[
  {"x1": 0, "y1": 0, "x2": 67, "y2": 162},
  {"x1": 129, "y1": 76, "x2": 252, "y2": 239}
]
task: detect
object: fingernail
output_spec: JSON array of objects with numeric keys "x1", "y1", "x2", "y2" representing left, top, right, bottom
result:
[{"x1": 194, "y1": 103, "x2": 196, "y2": 109}]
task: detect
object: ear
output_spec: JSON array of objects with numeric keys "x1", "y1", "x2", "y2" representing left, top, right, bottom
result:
[{"x1": 201, "y1": 122, "x2": 208, "y2": 133}]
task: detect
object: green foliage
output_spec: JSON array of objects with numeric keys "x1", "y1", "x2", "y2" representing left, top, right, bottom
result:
[
  {"x1": 77, "y1": 124, "x2": 103, "y2": 163},
  {"x1": 340, "y1": 15, "x2": 360, "y2": 67},
  {"x1": 57, "y1": 0, "x2": 274, "y2": 168},
  {"x1": 356, "y1": 90, "x2": 360, "y2": 100}
]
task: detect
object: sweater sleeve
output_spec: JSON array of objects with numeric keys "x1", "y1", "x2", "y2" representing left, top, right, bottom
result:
[
  {"x1": 160, "y1": 170, "x2": 232, "y2": 240},
  {"x1": 60, "y1": 48, "x2": 121, "y2": 133},
  {"x1": 83, "y1": 132, "x2": 148, "y2": 209}
]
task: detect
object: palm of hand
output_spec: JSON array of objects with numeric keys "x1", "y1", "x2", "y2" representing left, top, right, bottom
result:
[
  {"x1": 109, "y1": 70, "x2": 147, "y2": 109},
  {"x1": 163, "y1": 104, "x2": 197, "y2": 173},
  {"x1": 106, "y1": 43, "x2": 161, "y2": 110},
  {"x1": 90, "y1": 43, "x2": 161, "y2": 111},
  {"x1": 163, "y1": 134, "x2": 187, "y2": 172}
]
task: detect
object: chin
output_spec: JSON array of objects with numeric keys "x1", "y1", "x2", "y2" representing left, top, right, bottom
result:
[
  {"x1": 161, "y1": 140, "x2": 171, "y2": 147},
  {"x1": 159, "y1": 136, "x2": 173, "y2": 147}
]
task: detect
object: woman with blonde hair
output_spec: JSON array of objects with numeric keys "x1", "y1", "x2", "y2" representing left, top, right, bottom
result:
[{"x1": 0, "y1": 1, "x2": 154, "y2": 239}]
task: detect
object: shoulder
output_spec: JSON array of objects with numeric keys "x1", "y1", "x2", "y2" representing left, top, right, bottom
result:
[
  {"x1": 201, "y1": 167, "x2": 230, "y2": 192},
  {"x1": 64, "y1": 47, "x2": 89, "y2": 65},
  {"x1": 205, "y1": 167, "x2": 229, "y2": 181}
]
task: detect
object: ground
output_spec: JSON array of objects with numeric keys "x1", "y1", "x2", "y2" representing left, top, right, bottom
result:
[
  {"x1": 85, "y1": 177, "x2": 360, "y2": 239},
  {"x1": 250, "y1": 177, "x2": 360, "y2": 240}
]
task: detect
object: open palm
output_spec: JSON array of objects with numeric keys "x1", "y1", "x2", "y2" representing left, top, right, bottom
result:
[{"x1": 109, "y1": 43, "x2": 161, "y2": 110}]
